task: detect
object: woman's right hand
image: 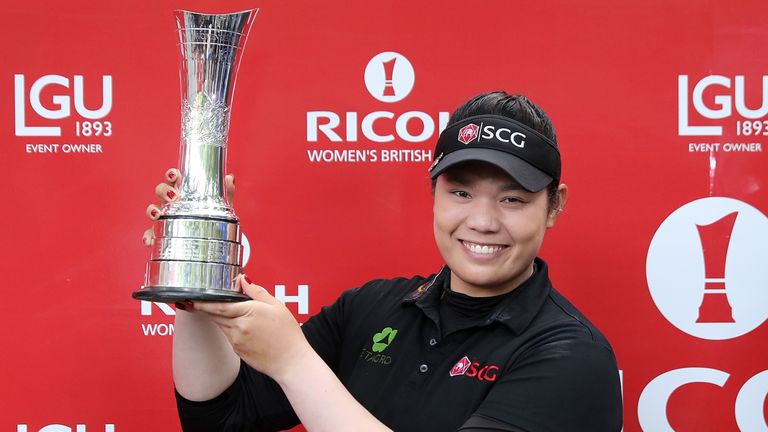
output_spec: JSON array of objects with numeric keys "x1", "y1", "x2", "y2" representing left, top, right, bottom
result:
[
  {"x1": 141, "y1": 169, "x2": 236, "y2": 247},
  {"x1": 141, "y1": 168, "x2": 181, "y2": 247}
]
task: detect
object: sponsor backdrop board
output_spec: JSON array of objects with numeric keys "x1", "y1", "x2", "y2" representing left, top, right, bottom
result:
[{"x1": 1, "y1": 0, "x2": 766, "y2": 431}]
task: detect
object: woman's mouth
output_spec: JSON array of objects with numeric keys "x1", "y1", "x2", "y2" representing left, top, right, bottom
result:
[{"x1": 461, "y1": 240, "x2": 507, "y2": 255}]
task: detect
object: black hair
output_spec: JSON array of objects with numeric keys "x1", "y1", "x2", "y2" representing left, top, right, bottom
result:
[{"x1": 433, "y1": 91, "x2": 562, "y2": 211}]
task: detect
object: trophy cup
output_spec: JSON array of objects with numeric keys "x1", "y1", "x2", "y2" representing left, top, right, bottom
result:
[{"x1": 133, "y1": 9, "x2": 258, "y2": 302}]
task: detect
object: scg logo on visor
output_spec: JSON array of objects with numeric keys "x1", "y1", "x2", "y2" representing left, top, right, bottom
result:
[{"x1": 459, "y1": 123, "x2": 526, "y2": 148}]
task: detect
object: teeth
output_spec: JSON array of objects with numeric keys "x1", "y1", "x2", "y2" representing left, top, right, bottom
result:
[{"x1": 463, "y1": 241, "x2": 503, "y2": 255}]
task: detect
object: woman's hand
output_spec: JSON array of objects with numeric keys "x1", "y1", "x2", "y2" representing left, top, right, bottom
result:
[
  {"x1": 191, "y1": 277, "x2": 311, "y2": 381},
  {"x1": 141, "y1": 168, "x2": 235, "y2": 247}
]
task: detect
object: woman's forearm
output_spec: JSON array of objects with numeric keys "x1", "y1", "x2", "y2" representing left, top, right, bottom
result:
[
  {"x1": 173, "y1": 310, "x2": 241, "y2": 401},
  {"x1": 274, "y1": 346, "x2": 392, "y2": 432}
]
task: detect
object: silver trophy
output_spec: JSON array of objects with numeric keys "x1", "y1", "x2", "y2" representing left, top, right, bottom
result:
[{"x1": 133, "y1": 9, "x2": 258, "y2": 302}]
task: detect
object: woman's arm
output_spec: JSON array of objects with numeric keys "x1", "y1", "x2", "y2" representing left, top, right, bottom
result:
[
  {"x1": 144, "y1": 168, "x2": 241, "y2": 402},
  {"x1": 193, "y1": 280, "x2": 392, "y2": 432}
]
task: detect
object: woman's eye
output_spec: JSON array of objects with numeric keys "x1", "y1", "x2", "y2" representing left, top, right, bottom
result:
[
  {"x1": 452, "y1": 190, "x2": 471, "y2": 198},
  {"x1": 502, "y1": 196, "x2": 523, "y2": 204}
]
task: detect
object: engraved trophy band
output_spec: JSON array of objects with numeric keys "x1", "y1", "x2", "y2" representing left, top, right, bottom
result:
[{"x1": 133, "y1": 9, "x2": 258, "y2": 302}]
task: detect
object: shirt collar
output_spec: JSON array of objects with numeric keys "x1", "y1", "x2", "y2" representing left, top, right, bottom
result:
[{"x1": 402, "y1": 257, "x2": 552, "y2": 335}]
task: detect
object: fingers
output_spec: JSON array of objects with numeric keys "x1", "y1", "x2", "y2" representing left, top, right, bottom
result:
[
  {"x1": 165, "y1": 168, "x2": 180, "y2": 188},
  {"x1": 225, "y1": 173, "x2": 235, "y2": 204},
  {"x1": 142, "y1": 227, "x2": 154, "y2": 247},
  {"x1": 193, "y1": 300, "x2": 252, "y2": 319},
  {"x1": 155, "y1": 182, "x2": 179, "y2": 203},
  {"x1": 146, "y1": 204, "x2": 162, "y2": 221},
  {"x1": 241, "y1": 280, "x2": 275, "y2": 304},
  {"x1": 142, "y1": 168, "x2": 179, "y2": 245}
]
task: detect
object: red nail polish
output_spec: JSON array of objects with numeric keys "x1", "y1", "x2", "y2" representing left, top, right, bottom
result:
[
  {"x1": 175, "y1": 301, "x2": 187, "y2": 311},
  {"x1": 150, "y1": 209, "x2": 158, "y2": 218},
  {"x1": 167, "y1": 190, "x2": 176, "y2": 200},
  {"x1": 244, "y1": 275, "x2": 253, "y2": 285},
  {"x1": 168, "y1": 171, "x2": 176, "y2": 180}
]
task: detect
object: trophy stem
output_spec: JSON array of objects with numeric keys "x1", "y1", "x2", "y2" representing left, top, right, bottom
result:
[{"x1": 166, "y1": 9, "x2": 258, "y2": 220}]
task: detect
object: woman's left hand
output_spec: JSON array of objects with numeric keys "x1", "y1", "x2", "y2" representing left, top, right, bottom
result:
[{"x1": 191, "y1": 277, "x2": 311, "y2": 380}]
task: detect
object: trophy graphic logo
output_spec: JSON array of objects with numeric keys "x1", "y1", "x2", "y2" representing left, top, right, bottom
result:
[
  {"x1": 646, "y1": 197, "x2": 768, "y2": 340},
  {"x1": 364, "y1": 51, "x2": 414, "y2": 103},
  {"x1": 695, "y1": 211, "x2": 738, "y2": 323},
  {"x1": 381, "y1": 57, "x2": 397, "y2": 97},
  {"x1": 133, "y1": 9, "x2": 258, "y2": 302}
]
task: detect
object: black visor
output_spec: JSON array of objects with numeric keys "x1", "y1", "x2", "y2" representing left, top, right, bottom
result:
[{"x1": 429, "y1": 115, "x2": 561, "y2": 192}]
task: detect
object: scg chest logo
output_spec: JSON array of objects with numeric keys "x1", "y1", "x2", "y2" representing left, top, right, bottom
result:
[
  {"x1": 14, "y1": 74, "x2": 113, "y2": 137},
  {"x1": 679, "y1": 74, "x2": 767, "y2": 137},
  {"x1": 646, "y1": 197, "x2": 768, "y2": 340}
]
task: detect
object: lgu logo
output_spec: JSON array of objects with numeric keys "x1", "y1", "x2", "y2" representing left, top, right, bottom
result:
[
  {"x1": 14, "y1": 74, "x2": 113, "y2": 137},
  {"x1": 678, "y1": 74, "x2": 768, "y2": 137}
]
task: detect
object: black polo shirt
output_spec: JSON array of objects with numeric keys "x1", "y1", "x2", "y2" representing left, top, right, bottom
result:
[{"x1": 176, "y1": 258, "x2": 623, "y2": 431}]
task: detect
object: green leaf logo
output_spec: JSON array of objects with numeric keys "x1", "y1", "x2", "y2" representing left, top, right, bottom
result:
[{"x1": 372, "y1": 326, "x2": 398, "y2": 353}]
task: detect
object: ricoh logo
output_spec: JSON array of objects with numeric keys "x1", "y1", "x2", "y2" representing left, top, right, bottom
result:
[
  {"x1": 17, "y1": 424, "x2": 115, "y2": 432},
  {"x1": 678, "y1": 74, "x2": 768, "y2": 140},
  {"x1": 15, "y1": 74, "x2": 113, "y2": 137},
  {"x1": 306, "y1": 52, "x2": 447, "y2": 164},
  {"x1": 646, "y1": 197, "x2": 768, "y2": 340},
  {"x1": 139, "y1": 283, "x2": 311, "y2": 336}
]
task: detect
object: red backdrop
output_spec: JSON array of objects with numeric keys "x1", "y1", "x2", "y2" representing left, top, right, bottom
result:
[{"x1": 2, "y1": 0, "x2": 766, "y2": 431}]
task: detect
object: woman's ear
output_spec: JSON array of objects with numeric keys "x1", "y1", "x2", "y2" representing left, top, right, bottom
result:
[{"x1": 546, "y1": 183, "x2": 568, "y2": 228}]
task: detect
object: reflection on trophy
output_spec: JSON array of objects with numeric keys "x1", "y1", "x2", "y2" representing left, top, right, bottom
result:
[{"x1": 133, "y1": 9, "x2": 258, "y2": 302}]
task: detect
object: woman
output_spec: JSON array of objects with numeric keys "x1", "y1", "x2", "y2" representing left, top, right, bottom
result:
[{"x1": 144, "y1": 91, "x2": 623, "y2": 431}]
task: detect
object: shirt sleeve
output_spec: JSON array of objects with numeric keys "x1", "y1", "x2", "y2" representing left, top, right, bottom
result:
[
  {"x1": 175, "y1": 288, "x2": 360, "y2": 431},
  {"x1": 459, "y1": 338, "x2": 623, "y2": 432}
]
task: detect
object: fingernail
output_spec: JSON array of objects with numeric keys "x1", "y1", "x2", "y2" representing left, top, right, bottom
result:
[
  {"x1": 167, "y1": 190, "x2": 176, "y2": 200},
  {"x1": 175, "y1": 301, "x2": 187, "y2": 311},
  {"x1": 243, "y1": 274, "x2": 253, "y2": 285},
  {"x1": 184, "y1": 300, "x2": 194, "y2": 310},
  {"x1": 150, "y1": 209, "x2": 158, "y2": 218},
  {"x1": 168, "y1": 170, "x2": 176, "y2": 180}
]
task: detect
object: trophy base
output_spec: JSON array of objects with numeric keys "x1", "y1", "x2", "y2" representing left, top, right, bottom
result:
[{"x1": 132, "y1": 286, "x2": 250, "y2": 303}]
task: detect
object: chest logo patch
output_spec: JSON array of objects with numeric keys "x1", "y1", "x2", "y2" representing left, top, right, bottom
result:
[
  {"x1": 450, "y1": 356, "x2": 472, "y2": 376},
  {"x1": 372, "y1": 326, "x2": 398, "y2": 352},
  {"x1": 450, "y1": 355, "x2": 499, "y2": 382},
  {"x1": 360, "y1": 326, "x2": 398, "y2": 365}
]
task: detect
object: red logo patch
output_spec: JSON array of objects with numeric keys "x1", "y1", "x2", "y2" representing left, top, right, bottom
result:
[
  {"x1": 457, "y1": 124, "x2": 480, "y2": 144},
  {"x1": 449, "y1": 356, "x2": 499, "y2": 382},
  {"x1": 450, "y1": 356, "x2": 472, "y2": 376}
]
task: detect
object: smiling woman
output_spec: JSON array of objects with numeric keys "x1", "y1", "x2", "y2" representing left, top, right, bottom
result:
[
  {"x1": 163, "y1": 91, "x2": 623, "y2": 432},
  {"x1": 433, "y1": 161, "x2": 565, "y2": 297}
]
